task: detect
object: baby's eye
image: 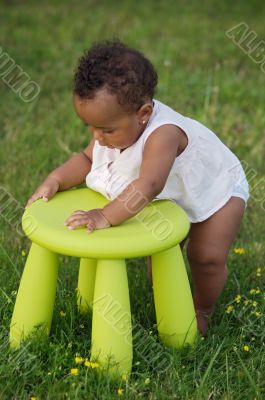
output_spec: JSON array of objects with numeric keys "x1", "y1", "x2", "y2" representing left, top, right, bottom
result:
[{"x1": 103, "y1": 129, "x2": 114, "y2": 134}]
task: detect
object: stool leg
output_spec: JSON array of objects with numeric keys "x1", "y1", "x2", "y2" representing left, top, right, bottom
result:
[
  {"x1": 91, "y1": 259, "x2": 132, "y2": 376},
  {"x1": 9, "y1": 242, "x2": 58, "y2": 349},
  {"x1": 77, "y1": 258, "x2": 97, "y2": 314},
  {"x1": 152, "y1": 245, "x2": 197, "y2": 347}
]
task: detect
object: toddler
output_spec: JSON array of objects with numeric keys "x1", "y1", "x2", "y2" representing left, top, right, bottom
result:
[{"x1": 26, "y1": 40, "x2": 249, "y2": 336}]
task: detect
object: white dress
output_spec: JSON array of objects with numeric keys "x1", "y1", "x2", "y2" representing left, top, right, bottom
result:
[{"x1": 86, "y1": 99, "x2": 249, "y2": 223}]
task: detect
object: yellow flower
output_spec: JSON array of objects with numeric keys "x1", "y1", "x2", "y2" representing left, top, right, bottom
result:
[
  {"x1": 75, "y1": 356, "x2": 83, "y2": 364},
  {"x1": 252, "y1": 301, "x2": 257, "y2": 307},
  {"x1": 90, "y1": 362, "x2": 100, "y2": 369},
  {"x1": 235, "y1": 294, "x2": 241, "y2": 303},
  {"x1": 60, "y1": 311, "x2": 66, "y2": 317},
  {"x1": 255, "y1": 289, "x2": 261, "y2": 294},
  {"x1": 144, "y1": 377, "x2": 150, "y2": 385},
  {"x1": 255, "y1": 311, "x2": 261, "y2": 317},
  {"x1": 30, "y1": 397, "x2": 38, "y2": 400},
  {"x1": 21, "y1": 250, "x2": 26, "y2": 257},
  {"x1": 244, "y1": 299, "x2": 250, "y2": 305},
  {"x1": 84, "y1": 360, "x2": 91, "y2": 368},
  {"x1": 251, "y1": 337, "x2": 256, "y2": 341},
  {"x1": 233, "y1": 248, "x2": 245, "y2": 255},
  {"x1": 117, "y1": 388, "x2": 124, "y2": 395},
  {"x1": 249, "y1": 289, "x2": 256, "y2": 295},
  {"x1": 225, "y1": 305, "x2": 234, "y2": 314},
  {"x1": 243, "y1": 345, "x2": 249, "y2": 352},
  {"x1": 70, "y1": 368, "x2": 79, "y2": 376},
  {"x1": 256, "y1": 268, "x2": 262, "y2": 277}
]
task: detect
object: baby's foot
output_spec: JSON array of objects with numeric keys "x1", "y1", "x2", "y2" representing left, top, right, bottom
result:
[{"x1": 195, "y1": 306, "x2": 215, "y2": 337}]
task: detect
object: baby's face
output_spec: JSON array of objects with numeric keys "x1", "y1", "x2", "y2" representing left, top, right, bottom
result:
[{"x1": 73, "y1": 89, "x2": 153, "y2": 151}]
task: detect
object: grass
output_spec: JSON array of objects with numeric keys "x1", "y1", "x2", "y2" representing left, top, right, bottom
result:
[{"x1": 0, "y1": 0, "x2": 265, "y2": 398}]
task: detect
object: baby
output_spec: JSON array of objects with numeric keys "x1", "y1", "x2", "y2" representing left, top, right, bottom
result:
[{"x1": 26, "y1": 40, "x2": 249, "y2": 336}]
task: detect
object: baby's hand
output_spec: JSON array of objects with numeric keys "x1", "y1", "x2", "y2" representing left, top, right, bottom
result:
[
  {"x1": 25, "y1": 175, "x2": 60, "y2": 209},
  {"x1": 64, "y1": 208, "x2": 111, "y2": 233}
]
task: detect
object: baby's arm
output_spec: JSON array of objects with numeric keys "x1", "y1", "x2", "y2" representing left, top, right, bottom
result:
[
  {"x1": 26, "y1": 138, "x2": 95, "y2": 207},
  {"x1": 102, "y1": 125, "x2": 180, "y2": 225},
  {"x1": 50, "y1": 138, "x2": 94, "y2": 191}
]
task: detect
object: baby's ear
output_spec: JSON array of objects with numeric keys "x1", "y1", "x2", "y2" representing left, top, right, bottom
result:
[{"x1": 139, "y1": 101, "x2": 153, "y2": 119}]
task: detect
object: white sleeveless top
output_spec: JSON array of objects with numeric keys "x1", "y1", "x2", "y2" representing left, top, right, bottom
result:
[{"x1": 86, "y1": 99, "x2": 249, "y2": 222}]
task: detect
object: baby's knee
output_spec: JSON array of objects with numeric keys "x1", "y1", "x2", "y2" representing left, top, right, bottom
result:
[{"x1": 187, "y1": 244, "x2": 226, "y2": 270}]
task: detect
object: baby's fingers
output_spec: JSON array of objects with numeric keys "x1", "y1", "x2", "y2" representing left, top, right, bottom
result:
[
  {"x1": 25, "y1": 192, "x2": 50, "y2": 208},
  {"x1": 86, "y1": 221, "x2": 96, "y2": 234},
  {"x1": 25, "y1": 194, "x2": 42, "y2": 208},
  {"x1": 65, "y1": 216, "x2": 92, "y2": 229}
]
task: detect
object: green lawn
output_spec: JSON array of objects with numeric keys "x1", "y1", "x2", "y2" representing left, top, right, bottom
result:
[{"x1": 0, "y1": 1, "x2": 264, "y2": 399}]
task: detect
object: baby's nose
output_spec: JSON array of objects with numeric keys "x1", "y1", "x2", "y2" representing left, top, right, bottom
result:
[{"x1": 92, "y1": 128, "x2": 104, "y2": 141}]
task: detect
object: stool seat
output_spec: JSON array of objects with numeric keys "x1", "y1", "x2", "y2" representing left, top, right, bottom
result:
[{"x1": 22, "y1": 188, "x2": 190, "y2": 258}]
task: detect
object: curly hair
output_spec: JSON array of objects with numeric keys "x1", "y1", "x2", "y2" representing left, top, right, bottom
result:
[{"x1": 73, "y1": 39, "x2": 158, "y2": 113}]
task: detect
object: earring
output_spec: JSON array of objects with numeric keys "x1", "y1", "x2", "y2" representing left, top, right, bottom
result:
[{"x1": 142, "y1": 120, "x2": 146, "y2": 124}]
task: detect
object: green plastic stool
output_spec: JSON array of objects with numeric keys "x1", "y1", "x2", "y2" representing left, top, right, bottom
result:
[{"x1": 10, "y1": 188, "x2": 197, "y2": 375}]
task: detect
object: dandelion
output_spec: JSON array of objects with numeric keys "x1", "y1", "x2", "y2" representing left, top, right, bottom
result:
[
  {"x1": 117, "y1": 388, "x2": 124, "y2": 395},
  {"x1": 90, "y1": 362, "x2": 100, "y2": 369},
  {"x1": 252, "y1": 301, "x2": 257, "y2": 307},
  {"x1": 233, "y1": 248, "x2": 245, "y2": 255},
  {"x1": 243, "y1": 345, "x2": 249, "y2": 352},
  {"x1": 249, "y1": 289, "x2": 256, "y2": 295},
  {"x1": 30, "y1": 397, "x2": 38, "y2": 400},
  {"x1": 70, "y1": 368, "x2": 79, "y2": 376},
  {"x1": 21, "y1": 250, "x2": 26, "y2": 257},
  {"x1": 244, "y1": 299, "x2": 250, "y2": 305},
  {"x1": 255, "y1": 311, "x2": 261, "y2": 317},
  {"x1": 255, "y1": 289, "x2": 261, "y2": 294},
  {"x1": 225, "y1": 305, "x2": 234, "y2": 314},
  {"x1": 235, "y1": 294, "x2": 241, "y2": 303},
  {"x1": 144, "y1": 377, "x2": 150, "y2": 385},
  {"x1": 256, "y1": 268, "x2": 262, "y2": 277},
  {"x1": 60, "y1": 310, "x2": 66, "y2": 317},
  {"x1": 75, "y1": 356, "x2": 83, "y2": 364},
  {"x1": 84, "y1": 360, "x2": 91, "y2": 367}
]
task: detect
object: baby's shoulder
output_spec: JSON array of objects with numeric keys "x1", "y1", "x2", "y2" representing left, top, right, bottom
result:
[{"x1": 143, "y1": 124, "x2": 183, "y2": 158}]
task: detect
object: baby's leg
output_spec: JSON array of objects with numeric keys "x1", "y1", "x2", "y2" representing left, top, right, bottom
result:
[{"x1": 187, "y1": 196, "x2": 246, "y2": 336}]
